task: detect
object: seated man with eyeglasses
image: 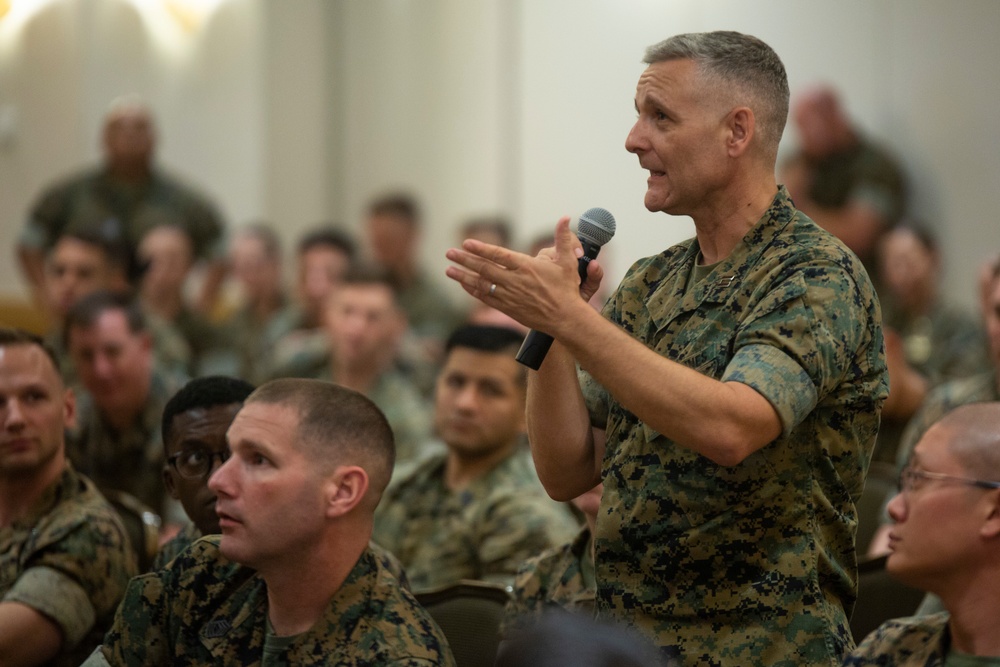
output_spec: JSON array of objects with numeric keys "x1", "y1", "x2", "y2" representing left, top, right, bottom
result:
[
  {"x1": 844, "y1": 402, "x2": 1000, "y2": 665},
  {"x1": 154, "y1": 375, "x2": 255, "y2": 570}
]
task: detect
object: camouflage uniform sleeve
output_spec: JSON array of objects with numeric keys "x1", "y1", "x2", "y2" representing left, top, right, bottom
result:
[
  {"x1": 499, "y1": 553, "x2": 550, "y2": 636},
  {"x1": 842, "y1": 614, "x2": 948, "y2": 666},
  {"x1": 475, "y1": 494, "x2": 579, "y2": 586},
  {"x1": 3, "y1": 510, "x2": 135, "y2": 649},
  {"x1": 20, "y1": 179, "x2": 71, "y2": 250},
  {"x1": 723, "y1": 257, "x2": 882, "y2": 435},
  {"x1": 100, "y1": 572, "x2": 172, "y2": 666}
]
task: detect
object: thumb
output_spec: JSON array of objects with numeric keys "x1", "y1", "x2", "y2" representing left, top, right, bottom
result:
[{"x1": 553, "y1": 216, "x2": 582, "y2": 259}]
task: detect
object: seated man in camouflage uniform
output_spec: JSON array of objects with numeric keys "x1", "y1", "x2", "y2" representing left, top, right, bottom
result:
[
  {"x1": 64, "y1": 290, "x2": 187, "y2": 526},
  {"x1": 153, "y1": 375, "x2": 255, "y2": 570},
  {"x1": 844, "y1": 403, "x2": 1000, "y2": 665},
  {"x1": 87, "y1": 378, "x2": 455, "y2": 666},
  {"x1": 0, "y1": 328, "x2": 135, "y2": 667},
  {"x1": 316, "y1": 265, "x2": 433, "y2": 465},
  {"x1": 500, "y1": 483, "x2": 602, "y2": 636},
  {"x1": 373, "y1": 325, "x2": 579, "y2": 592}
]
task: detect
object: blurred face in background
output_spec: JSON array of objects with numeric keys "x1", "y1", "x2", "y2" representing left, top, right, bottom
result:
[
  {"x1": 298, "y1": 245, "x2": 351, "y2": 325},
  {"x1": 45, "y1": 238, "x2": 118, "y2": 320},
  {"x1": 230, "y1": 233, "x2": 281, "y2": 306},
  {"x1": 138, "y1": 225, "x2": 195, "y2": 302},
  {"x1": 67, "y1": 309, "x2": 152, "y2": 417},
  {"x1": 103, "y1": 106, "x2": 155, "y2": 171},
  {"x1": 324, "y1": 283, "x2": 404, "y2": 374},
  {"x1": 986, "y1": 275, "x2": 1000, "y2": 374},
  {"x1": 879, "y1": 227, "x2": 938, "y2": 316},
  {"x1": 367, "y1": 213, "x2": 418, "y2": 271}
]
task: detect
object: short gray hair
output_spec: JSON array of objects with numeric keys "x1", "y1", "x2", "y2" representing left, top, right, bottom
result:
[{"x1": 644, "y1": 31, "x2": 789, "y2": 160}]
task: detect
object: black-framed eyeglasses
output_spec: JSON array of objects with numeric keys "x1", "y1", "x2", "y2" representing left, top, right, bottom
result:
[
  {"x1": 897, "y1": 465, "x2": 1000, "y2": 494},
  {"x1": 167, "y1": 449, "x2": 230, "y2": 480}
]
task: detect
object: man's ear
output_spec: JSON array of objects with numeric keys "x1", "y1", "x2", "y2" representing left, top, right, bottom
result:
[
  {"x1": 162, "y1": 465, "x2": 180, "y2": 500},
  {"x1": 726, "y1": 107, "x2": 755, "y2": 158},
  {"x1": 980, "y1": 490, "x2": 1000, "y2": 539},
  {"x1": 325, "y1": 466, "x2": 370, "y2": 518}
]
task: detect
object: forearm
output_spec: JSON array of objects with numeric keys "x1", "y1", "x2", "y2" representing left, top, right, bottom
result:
[
  {"x1": 0, "y1": 602, "x2": 63, "y2": 666},
  {"x1": 526, "y1": 341, "x2": 601, "y2": 500},
  {"x1": 553, "y1": 300, "x2": 781, "y2": 466}
]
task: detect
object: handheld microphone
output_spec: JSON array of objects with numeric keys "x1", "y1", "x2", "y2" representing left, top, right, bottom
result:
[{"x1": 515, "y1": 207, "x2": 616, "y2": 370}]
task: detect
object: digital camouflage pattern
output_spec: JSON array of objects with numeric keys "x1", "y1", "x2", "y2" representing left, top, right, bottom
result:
[
  {"x1": 151, "y1": 521, "x2": 202, "y2": 571},
  {"x1": 579, "y1": 187, "x2": 888, "y2": 666},
  {"x1": 843, "y1": 613, "x2": 951, "y2": 666},
  {"x1": 1, "y1": 465, "x2": 136, "y2": 667},
  {"x1": 200, "y1": 298, "x2": 298, "y2": 386},
  {"x1": 67, "y1": 367, "x2": 185, "y2": 520},
  {"x1": 22, "y1": 166, "x2": 225, "y2": 261},
  {"x1": 373, "y1": 447, "x2": 580, "y2": 592},
  {"x1": 499, "y1": 525, "x2": 596, "y2": 636},
  {"x1": 90, "y1": 536, "x2": 456, "y2": 666},
  {"x1": 396, "y1": 271, "x2": 468, "y2": 345}
]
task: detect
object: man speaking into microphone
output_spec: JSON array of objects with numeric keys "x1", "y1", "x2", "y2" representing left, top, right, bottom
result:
[{"x1": 447, "y1": 31, "x2": 887, "y2": 667}]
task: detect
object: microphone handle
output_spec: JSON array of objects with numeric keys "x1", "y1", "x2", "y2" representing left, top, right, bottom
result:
[{"x1": 515, "y1": 238, "x2": 602, "y2": 370}]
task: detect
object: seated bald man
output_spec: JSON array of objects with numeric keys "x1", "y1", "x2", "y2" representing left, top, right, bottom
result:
[
  {"x1": 845, "y1": 402, "x2": 1000, "y2": 664},
  {"x1": 86, "y1": 378, "x2": 455, "y2": 666}
]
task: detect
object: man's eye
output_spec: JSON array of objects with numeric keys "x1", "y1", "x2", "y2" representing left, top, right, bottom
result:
[{"x1": 181, "y1": 450, "x2": 209, "y2": 466}]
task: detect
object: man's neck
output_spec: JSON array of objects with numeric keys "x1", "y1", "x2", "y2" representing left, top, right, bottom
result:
[
  {"x1": 0, "y1": 455, "x2": 65, "y2": 528},
  {"x1": 691, "y1": 173, "x2": 778, "y2": 265},
  {"x1": 444, "y1": 440, "x2": 518, "y2": 491},
  {"x1": 944, "y1": 587, "x2": 1000, "y2": 655},
  {"x1": 261, "y1": 533, "x2": 367, "y2": 637}
]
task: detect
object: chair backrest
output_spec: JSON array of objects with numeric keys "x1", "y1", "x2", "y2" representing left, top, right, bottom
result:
[
  {"x1": 850, "y1": 555, "x2": 925, "y2": 643},
  {"x1": 415, "y1": 580, "x2": 512, "y2": 667},
  {"x1": 103, "y1": 489, "x2": 162, "y2": 573}
]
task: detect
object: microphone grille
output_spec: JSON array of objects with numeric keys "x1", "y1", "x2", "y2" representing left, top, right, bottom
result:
[{"x1": 577, "y1": 207, "x2": 616, "y2": 247}]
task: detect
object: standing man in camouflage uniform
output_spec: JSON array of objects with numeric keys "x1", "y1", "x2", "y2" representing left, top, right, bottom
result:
[
  {"x1": 0, "y1": 328, "x2": 135, "y2": 667},
  {"x1": 373, "y1": 325, "x2": 579, "y2": 592},
  {"x1": 87, "y1": 378, "x2": 455, "y2": 666},
  {"x1": 844, "y1": 403, "x2": 1000, "y2": 665},
  {"x1": 447, "y1": 31, "x2": 887, "y2": 665}
]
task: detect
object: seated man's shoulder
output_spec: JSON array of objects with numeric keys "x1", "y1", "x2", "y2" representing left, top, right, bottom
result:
[
  {"x1": 845, "y1": 613, "x2": 949, "y2": 665},
  {"x1": 30, "y1": 470, "x2": 131, "y2": 558},
  {"x1": 331, "y1": 547, "x2": 455, "y2": 666}
]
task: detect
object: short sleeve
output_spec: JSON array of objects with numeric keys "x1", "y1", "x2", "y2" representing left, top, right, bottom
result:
[
  {"x1": 722, "y1": 262, "x2": 874, "y2": 435},
  {"x1": 3, "y1": 565, "x2": 95, "y2": 646}
]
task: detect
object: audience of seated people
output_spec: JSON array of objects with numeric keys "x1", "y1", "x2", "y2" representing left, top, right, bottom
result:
[
  {"x1": 84, "y1": 378, "x2": 456, "y2": 665},
  {"x1": 372, "y1": 324, "x2": 580, "y2": 592},
  {"x1": 8, "y1": 80, "x2": 1000, "y2": 666},
  {"x1": 0, "y1": 328, "x2": 135, "y2": 667},
  {"x1": 63, "y1": 290, "x2": 187, "y2": 527},
  {"x1": 17, "y1": 96, "x2": 227, "y2": 315},
  {"x1": 845, "y1": 403, "x2": 1000, "y2": 664}
]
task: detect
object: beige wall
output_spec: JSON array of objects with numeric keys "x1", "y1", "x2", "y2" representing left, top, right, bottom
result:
[{"x1": 1, "y1": 0, "x2": 998, "y2": 312}]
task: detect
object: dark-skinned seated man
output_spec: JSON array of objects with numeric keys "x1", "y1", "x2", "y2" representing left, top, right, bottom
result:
[
  {"x1": 153, "y1": 375, "x2": 255, "y2": 570},
  {"x1": 86, "y1": 378, "x2": 455, "y2": 666}
]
